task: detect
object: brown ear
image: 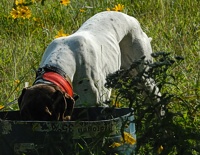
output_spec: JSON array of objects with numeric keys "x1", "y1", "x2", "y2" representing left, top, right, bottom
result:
[
  {"x1": 52, "y1": 91, "x2": 67, "y2": 120},
  {"x1": 18, "y1": 88, "x2": 27, "y2": 108},
  {"x1": 63, "y1": 93, "x2": 75, "y2": 121}
]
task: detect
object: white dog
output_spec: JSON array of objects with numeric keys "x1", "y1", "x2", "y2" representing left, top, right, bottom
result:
[
  {"x1": 40, "y1": 11, "x2": 153, "y2": 105},
  {"x1": 18, "y1": 11, "x2": 155, "y2": 120}
]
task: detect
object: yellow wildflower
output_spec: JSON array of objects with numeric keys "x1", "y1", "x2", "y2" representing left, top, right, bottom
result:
[
  {"x1": 60, "y1": 0, "x2": 70, "y2": 6},
  {"x1": 55, "y1": 28, "x2": 69, "y2": 38},
  {"x1": 15, "y1": 0, "x2": 25, "y2": 5},
  {"x1": 33, "y1": 17, "x2": 39, "y2": 21},
  {"x1": 15, "y1": 80, "x2": 20, "y2": 84},
  {"x1": 10, "y1": 6, "x2": 31, "y2": 19},
  {"x1": 113, "y1": 101, "x2": 122, "y2": 107},
  {"x1": 79, "y1": 9, "x2": 85, "y2": 13},
  {"x1": 109, "y1": 142, "x2": 122, "y2": 148},
  {"x1": 10, "y1": 8, "x2": 20, "y2": 19},
  {"x1": 19, "y1": 6, "x2": 31, "y2": 19},
  {"x1": 32, "y1": 17, "x2": 42, "y2": 26},
  {"x1": 0, "y1": 105, "x2": 4, "y2": 110},
  {"x1": 121, "y1": 132, "x2": 136, "y2": 145},
  {"x1": 112, "y1": 4, "x2": 124, "y2": 12},
  {"x1": 106, "y1": 8, "x2": 110, "y2": 11},
  {"x1": 116, "y1": 102, "x2": 121, "y2": 107},
  {"x1": 158, "y1": 145, "x2": 164, "y2": 154},
  {"x1": 109, "y1": 132, "x2": 136, "y2": 149},
  {"x1": 14, "y1": 80, "x2": 20, "y2": 91}
]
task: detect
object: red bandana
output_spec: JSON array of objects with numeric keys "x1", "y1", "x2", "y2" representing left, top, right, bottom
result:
[{"x1": 43, "y1": 72, "x2": 73, "y2": 97}]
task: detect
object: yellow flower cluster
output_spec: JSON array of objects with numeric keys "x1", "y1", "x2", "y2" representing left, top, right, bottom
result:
[
  {"x1": 14, "y1": 79, "x2": 20, "y2": 91},
  {"x1": 107, "y1": 4, "x2": 124, "y2": 12},
  {"x1": 60, "y1": 0, "x2": 70, "y2": 6},
  {"x1": 54, "y1": 28, "x2": 69, "y2": 38},
  {"x1": 10, "y1": 6, "x2": 31, "y2": 19},
  {"x1": 110, "y1": 132, "x2": 136, "y2": 148},
  {"x1": 121, "y1": 132, "x2": 136, "y2": 145},
  {"x1": 10, "y1": 0, "x2": 31, "y2": 19}
]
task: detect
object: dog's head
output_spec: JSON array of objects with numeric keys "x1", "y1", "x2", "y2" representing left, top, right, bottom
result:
[{"x1": 18, "y1": 84, "x2": 75, "y2": 121}]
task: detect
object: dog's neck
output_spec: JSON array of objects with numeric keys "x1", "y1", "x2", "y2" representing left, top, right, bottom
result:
[{"x1": 34, "y1": 72, "x2": 73, "y2": 97}]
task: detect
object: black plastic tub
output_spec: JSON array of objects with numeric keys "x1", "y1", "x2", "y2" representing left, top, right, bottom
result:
[{"x1": 0, "y1": 107, "x2": 136, "y2": 155}]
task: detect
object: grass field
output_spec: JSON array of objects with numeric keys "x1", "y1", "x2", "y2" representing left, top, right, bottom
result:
[
  {"x1": 0, "y1": 0, "x2": 199, "y2": 154},
  {"x1": 0, "y1": 0, "x2": 199, "y2": 109}
]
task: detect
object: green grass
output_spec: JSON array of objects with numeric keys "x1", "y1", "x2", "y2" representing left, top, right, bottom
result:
[
  {"x1": 0, "y1": 0, "x2": 198, "y2": 104},
  {"x1": 0, "y1": 0, "x2": 199, "y2": 108},
  {"x1": 0, "y1": 1, "x2": 198, "y2": 106}
]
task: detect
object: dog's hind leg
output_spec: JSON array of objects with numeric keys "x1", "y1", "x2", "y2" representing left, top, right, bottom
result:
[{"x1": 119, "y1": 24, "x2": 160, "y2": 98}]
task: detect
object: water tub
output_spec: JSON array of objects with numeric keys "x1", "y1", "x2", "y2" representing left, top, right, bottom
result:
[{"x1": 0, "y1": 107, "x2": 135, "y2": 155}]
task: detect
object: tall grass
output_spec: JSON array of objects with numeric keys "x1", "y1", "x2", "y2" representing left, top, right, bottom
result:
[
  {"x1": 0, "y1": 0, "x2": 199, "y2": 110},
  {"x1": 0, "y1": 0, "x2": 200, "y2": 108},
  {"x1": 0, "y1": 0, "x2": 199, "y2": 154}
]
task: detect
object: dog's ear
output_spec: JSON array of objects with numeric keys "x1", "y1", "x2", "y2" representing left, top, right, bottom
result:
[
  {"x1": 52, "y1": 91, "x2": 75, "y2": 121},
  {"x1": 63, "y1": 93, "x2": 75, "y2": 121},
  {"x1": 18, "y1": 88, "x2": 27, "y2": 108},
  {"x1": 52, "y1": 90, "x2": 67, "y2": 120}
]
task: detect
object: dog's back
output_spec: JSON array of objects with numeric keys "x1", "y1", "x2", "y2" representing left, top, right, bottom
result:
[{"x1": 39, "y1": 11, "x2": 153, "y2": 106}]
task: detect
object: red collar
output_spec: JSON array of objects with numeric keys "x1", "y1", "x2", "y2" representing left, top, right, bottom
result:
[{"x1": 43, "y1": 72, "x2": 73, "y2": 97}]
